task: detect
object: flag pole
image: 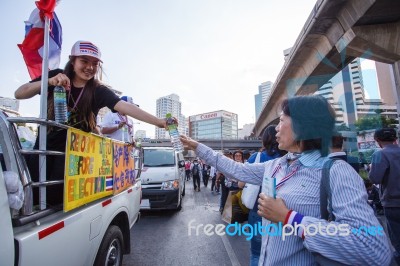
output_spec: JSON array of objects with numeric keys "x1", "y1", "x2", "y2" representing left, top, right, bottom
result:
[{"x1": 38, "y1": 14, "x2": 51, "y2": 210}]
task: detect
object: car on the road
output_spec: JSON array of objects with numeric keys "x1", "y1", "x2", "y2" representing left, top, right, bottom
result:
[{"x1": 140, "y1": 147, "x2": 185, "y2": 210}]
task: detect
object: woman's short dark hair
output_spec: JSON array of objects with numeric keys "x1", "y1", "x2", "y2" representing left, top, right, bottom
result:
[
  {"x1": 281, "y1": 95, "x2": 336, "y2": 156},
  {"x1": 262, "y1": 125, "x2": 286, "y2": 156},
  {"x1": 232, "y1": 150, "x2": 244, "y2": 163}
]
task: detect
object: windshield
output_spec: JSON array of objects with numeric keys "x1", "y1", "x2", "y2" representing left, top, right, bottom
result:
[{"x1": 143, "y1": 149, "x2": 175, "y2": 167}]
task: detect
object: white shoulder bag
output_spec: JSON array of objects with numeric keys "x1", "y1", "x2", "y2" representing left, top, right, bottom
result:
[{"x1": 241, "y1": 152, "x2": 261, "y2": 209}]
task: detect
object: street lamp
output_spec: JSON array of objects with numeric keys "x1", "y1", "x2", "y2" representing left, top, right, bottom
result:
[{"x1": 220, "y1": 117, "x2": 224, "y2": 152}]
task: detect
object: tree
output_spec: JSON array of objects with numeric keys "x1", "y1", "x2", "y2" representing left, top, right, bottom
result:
[
  {"x1": 355, "y1": 115, "x2": 397, "y2": 131},
  {"x1": 336, "y1": 123, "x2": 350, "y2": 131}
]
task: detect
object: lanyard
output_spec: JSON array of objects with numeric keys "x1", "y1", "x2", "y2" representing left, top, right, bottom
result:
[
  {"x1": 68, "y1": 87, "x2": 85, "y2": 111},
  {"x1": 270, "y1": 162, "x2": 301, "y2": 190}
]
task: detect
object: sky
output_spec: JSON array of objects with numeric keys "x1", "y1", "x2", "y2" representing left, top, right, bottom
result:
[{"x1": 0, "y1": 0, "x2": 318, "y2": 137}]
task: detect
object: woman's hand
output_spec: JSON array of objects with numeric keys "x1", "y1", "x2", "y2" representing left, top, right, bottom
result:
[
  {"x1": 118, "y1": 121, "x2": 127, "y2": 129},
  {"x1": 180, "y1": 135, "x2": 199, "y2": 151},
  {"x1": 48, "y1": 73, "x2": 71, "y2": 89},
  {"x1": 257, "y1": 193, "x2": 289, "y2": 223}
]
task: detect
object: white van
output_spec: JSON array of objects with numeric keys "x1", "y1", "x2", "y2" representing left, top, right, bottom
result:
[{"x1": 140, "y1": 147, "x2": 185, "y2": 210}]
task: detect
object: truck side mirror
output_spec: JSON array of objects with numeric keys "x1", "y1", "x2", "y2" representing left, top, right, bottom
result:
[{"x1": 178, "y1": 160, "x2": 185, "y2": 168}]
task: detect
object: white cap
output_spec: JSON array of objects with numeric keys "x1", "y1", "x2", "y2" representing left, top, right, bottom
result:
[{"x1": 70, "y1": 40, "x2": 102, "y2": 62}]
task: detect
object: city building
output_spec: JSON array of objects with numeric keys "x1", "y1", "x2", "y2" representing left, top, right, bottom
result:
[
  {"x1": 135, "y1": 130, "x2": 146, "y2": 140},
  {"x1": 254, "y1": 81, "x2": 273, "y2": 119},
  {"x1": 314, "y1": 58, "x2": 398, "y2": 129},
  {"x1": 0, "y1": 97, "x2": 19, "y2": 112},
  {"x1": 238, "y1": 123, "x2": 255, "y2": 139},
  {"x1": 188, "y1": 110, "x2": 238, "y2": 140},
  {"x1": 184, "y1": 117, "x2": 190, "y2": 136},
  {"x1": 155, "y1": 94, "x2": 185, "y2": 139}
]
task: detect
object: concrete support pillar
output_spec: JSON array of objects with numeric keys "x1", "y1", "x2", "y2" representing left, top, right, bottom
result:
[{"x1": 391, "y1": 61, "x2": 400, "y2": 129}]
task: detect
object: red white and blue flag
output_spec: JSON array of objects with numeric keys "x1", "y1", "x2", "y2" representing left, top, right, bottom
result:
[
  {"x1": 18, "y1": 0, "x2": 62, "y2": 79},
  {"x1": 79, "y1": 42, "x2": 99, "y2": 54},
  {"x1": 106, "y1": 176, "x2": 113, "y2": 191}
]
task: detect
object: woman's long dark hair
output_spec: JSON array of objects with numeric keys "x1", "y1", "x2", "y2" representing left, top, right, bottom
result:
[
  {"x1": 262, "y1": 125, "x2": 286, "y2": 156},
  {"x1": 48, "y1": 56, "x2": 103, "y2": 132},
  {"x1": 64, "y1": 57, "x2": 98, "y2": 131}
]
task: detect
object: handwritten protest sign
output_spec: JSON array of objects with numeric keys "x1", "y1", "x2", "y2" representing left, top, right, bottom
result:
[
  {"x1": 113, "y1": 142, "x2": 137, "y2": 194},
  {"x1": 64, "y1": 128, "x2": 113, "y2": 211}
]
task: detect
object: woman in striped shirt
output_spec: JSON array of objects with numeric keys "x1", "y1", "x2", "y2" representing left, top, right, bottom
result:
[{"x1": 180, "y1": 95, "x2": 391, "y2": 265}]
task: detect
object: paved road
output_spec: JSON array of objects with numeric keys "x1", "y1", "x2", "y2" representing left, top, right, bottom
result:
[{"x1": 123, "y1": 179, "x2": 250, "y2": 266}]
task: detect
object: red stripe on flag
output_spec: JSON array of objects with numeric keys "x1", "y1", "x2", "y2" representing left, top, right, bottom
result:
[
  {"x1": 35, "y1": 0, "x2": 56, "y2": 19},
  {"x1": 18, "y1": 27, "x2": 45, "y2": 79},
  {"x1": 38, "y1": 221, "x2": 64, "y2": 240},
  {"x1": 18, "y1": 6, "x2": 62, "y2": 79}
]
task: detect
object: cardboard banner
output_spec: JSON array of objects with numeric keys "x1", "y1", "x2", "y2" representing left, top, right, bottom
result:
[
  {"x1": 113, "y1": 142, "x2": 137, "y2": 194},
  {"x1": 64, "y1": 128, "x2": 113, "y2": 211}
]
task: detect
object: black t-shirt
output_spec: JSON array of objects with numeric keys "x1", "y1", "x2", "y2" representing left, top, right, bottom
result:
[
  {"x1": 32, "y1": 69, "x2": 120, "y2": 118},
  {"x1": 31, "y1": 69, "x2": 121, "y2": 151}
]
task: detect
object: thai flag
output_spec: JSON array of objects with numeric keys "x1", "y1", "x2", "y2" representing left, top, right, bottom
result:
[
  {"x1": 18, "y1": 0, "x2": 62, "y2": 79},
  {"x1": 106, "y1": 176, "x2": 113, "y2": 191},
  {"x1": 79, "y1": 42, "x2": 99, "y2": 54}
]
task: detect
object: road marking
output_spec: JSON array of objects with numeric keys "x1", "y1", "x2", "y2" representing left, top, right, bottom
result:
[{"x1": 220, "y1": 233, "x2": 241, "y2": 266}]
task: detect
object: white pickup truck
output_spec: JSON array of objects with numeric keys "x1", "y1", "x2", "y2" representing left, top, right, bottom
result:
[{"x1": 0, "y1": 109, "x2": 142, "y2": 266}]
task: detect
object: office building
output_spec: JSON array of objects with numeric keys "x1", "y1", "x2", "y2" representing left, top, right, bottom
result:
[
  {"x1": 238, "y1": 123, "x2": 255, "y2": 139},
  {"x1": 255, "y1": 81, "x2": 273, "y2": 119},
  {"x1": 135, "y1": 130, "x2": 146, "y2": 140},
  {"x1": 314, "y1": 58, "x2": 398, "y2": 128},
  {"x1": 189, "y1": 110, "x2": 238, "y2": 140},
  {"x1": 155, "y1": 94, "x2": 185, "y2": 139}
]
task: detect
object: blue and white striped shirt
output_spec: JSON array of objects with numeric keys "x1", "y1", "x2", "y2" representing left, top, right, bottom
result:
[{"x1": 196, "y1": 144, "x2": 391, "y2": 266}]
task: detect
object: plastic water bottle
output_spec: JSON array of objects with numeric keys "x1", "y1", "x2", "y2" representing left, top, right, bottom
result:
[
  {"x1": 53, "y1": 86, "x2": 68, "y2": 123},
  {"x1": 166, "y1": 113, "x2": 184, "y2": 152}
]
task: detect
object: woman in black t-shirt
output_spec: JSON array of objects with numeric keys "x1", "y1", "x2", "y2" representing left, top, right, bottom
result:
[{"x1": 15, "y1": 40, "x2": 167, "y2": 206}]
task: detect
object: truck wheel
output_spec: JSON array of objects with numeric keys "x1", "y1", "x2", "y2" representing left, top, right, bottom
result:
[{"x1": 94, "y1": 225, "x2": 124, "y2": 266}]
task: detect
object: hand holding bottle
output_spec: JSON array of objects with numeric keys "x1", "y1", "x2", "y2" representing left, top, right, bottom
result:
[
  {"x1": 118, "y1": 121, "x2": 127, "y2": 129},
  {"x1": 166, "y1": 113, "x2": 183, "y2": 152},
  {"x1": 48, "y1": 73, "x2": 71, "y2": 89}
]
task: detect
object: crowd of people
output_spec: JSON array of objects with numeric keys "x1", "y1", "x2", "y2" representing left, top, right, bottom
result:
[
  {"x1": 181, "y1": 95, "x2": 398, "y2": 266},
  {"x1": 15, "y1": 39, "x2": 399, "y2": 265}
]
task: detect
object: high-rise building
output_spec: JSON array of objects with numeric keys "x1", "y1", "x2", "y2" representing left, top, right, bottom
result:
[
  {"x1": 255, "y1": 81, "x2": 273, "y2": 119},
  {"x1": 155, "y1": 94, "x2": 185, "y2": 139},
  {"x1": 314, "y1": 58, "x2": 398, "y2": 128},
  {"x1": 188, "y1": 110, "x2": 238, "y2": 140}
]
